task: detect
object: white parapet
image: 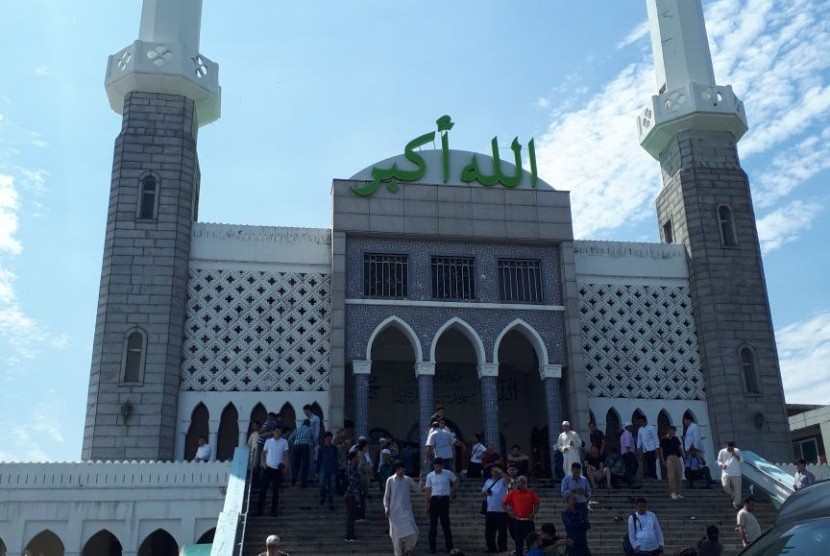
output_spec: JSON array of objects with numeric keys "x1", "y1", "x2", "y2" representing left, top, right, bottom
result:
[{"x1": 0, "y1": 460, "x2": 230, "y2": 555}]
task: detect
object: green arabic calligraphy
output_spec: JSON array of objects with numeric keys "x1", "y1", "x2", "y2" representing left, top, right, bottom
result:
[{"x1": 350, "y1": 115, "x2": 538, "y2": 197}]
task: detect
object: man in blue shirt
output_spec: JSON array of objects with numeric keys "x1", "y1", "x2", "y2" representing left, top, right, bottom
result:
[
  {"x1": 560, "y1": 462, "x2": 592, "y2": 515},
  {"x1": 628, "y1": 497, "x2": 664, "y2": 556}
]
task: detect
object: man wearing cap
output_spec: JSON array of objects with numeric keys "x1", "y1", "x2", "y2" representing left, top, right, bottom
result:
[
  {"x1": 502, "y1": 474, "x2": 541, "y2": 556},
  {"x1": 423, "y1": 457, "x2": 458, "y2": 554},
  {"x1": 620, "y1": 422, "x2": 638, "y2": 487},
  {"x1": 556, "y1": 421, "x2": 582, "y2": 476},
  {"x1": 378, "y1": 448, "x2": 395, "y2": 497},
  {"x1": 482, "y1": 465, "x2": 510, "y2": 554},
  {"x1": 258, "y1": 534, "x2": 289, "y2": 556},
  {"x1": 384, "y1": 460, "x2": 419, "y2": 556}
]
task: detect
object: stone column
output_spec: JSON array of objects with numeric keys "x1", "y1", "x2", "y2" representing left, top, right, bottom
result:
[
  {"x1": 352, "y1": 360, "x2": 372, "y2": 439},
  {"x1": 208, "y1": 420, "x2": 220, "y2": 462},
  {"x1": 541, "y1": 364, "x2": 563, "y2": 477},
  {"x1": 416, "y1": 362, "x2": 436, "y2": 447},
  {"x1": 175, "y1": 421, "x2": 188, "y2": 461},
  {"x1": 478, "y1": 363, "x2": 499, "y2": 446}
]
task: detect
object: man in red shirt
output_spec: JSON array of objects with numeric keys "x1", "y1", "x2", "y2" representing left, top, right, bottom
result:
[{"x1": 502, "y1": 475, "x2": 540, "y2": 556}]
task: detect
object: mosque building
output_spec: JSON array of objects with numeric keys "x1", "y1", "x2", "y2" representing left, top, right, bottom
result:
[{"x1": 0, "y1": 0, "x2": 791, "y2": 554}]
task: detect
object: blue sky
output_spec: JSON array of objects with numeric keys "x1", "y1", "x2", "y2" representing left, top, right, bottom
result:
[{"x1": 1, "y1": 0, "x2": 829, "y2": 462}]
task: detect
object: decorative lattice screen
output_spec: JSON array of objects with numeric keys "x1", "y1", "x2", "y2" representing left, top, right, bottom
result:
[
  {"x1": 578, "y1": 283, "x2": 704, "y2": 400},
  {"x1": 181, "y1": 269, "x2": 330, "y2": 392}
]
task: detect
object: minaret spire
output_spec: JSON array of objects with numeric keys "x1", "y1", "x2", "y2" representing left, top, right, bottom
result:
[
  {"x1": 637, "y1": 0, "x2": 746, "y2": 159},
  {"x1": 105, "y1": 0, "x2": 221, "y2": 126}
]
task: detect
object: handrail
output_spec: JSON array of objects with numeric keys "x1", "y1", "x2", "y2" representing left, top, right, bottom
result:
[
  {"x1": 234, "y1": 445, "x2": 257, "y2": 555},
  {"x1": 209, "y1": 446, "x2": 250, "y2": 556},
  {"x1": 740, "y1": 450, "x2": 795, "y2": 508}
]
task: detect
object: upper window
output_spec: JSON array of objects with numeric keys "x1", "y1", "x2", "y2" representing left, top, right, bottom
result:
[
  {"x1": 717, "y1": 205, "x2": 737, "y2": 247},
  {"x1": 739, "y1": 346, "x2": 760, "y2": 394},
  {"x1": 363, "y1": 253, "x2": 408, "y2": 298},
  {"x1": 662, "y1": 220, "x2": 674, "y2": 244},
  {"x1": 122, "y1": 328, "x2": 147, "y2": 384},
  {"x1": 498, "y1": 259, "x2": 543, "y2": 303},
  {"x1": 431, "y1": 256, "x2": 475, "y2": 300},
  {"x1": 138, "y1": 174, "x2": 158, "y2": 220}
]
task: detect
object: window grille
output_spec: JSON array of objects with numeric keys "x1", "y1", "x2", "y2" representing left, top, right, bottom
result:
[
  {"x1": 718, "y1": 205, "x2": 737, "y2": 247},
  {"x1": 363, "y1": 253, "x2": 408, "y2": 298},
  {"x1": 740, "y1": 347, "x2": 760, "y2": 394},
  {"x1": 431, "y1": 256, "x2": 475, "y2": 300},
  {"x1": 498, "y1": 259, "x2": 543, "y2": 303},
  {"x1": 123, "y1": 329, "x2": 146, "y2": 383}
]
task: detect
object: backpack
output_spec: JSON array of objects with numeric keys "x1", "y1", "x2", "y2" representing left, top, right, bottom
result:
[{"x1": 622, "y1": 513, "x2": 640, "y2": 556}]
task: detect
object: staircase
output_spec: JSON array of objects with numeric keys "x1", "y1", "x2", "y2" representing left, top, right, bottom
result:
[{"x1": 240, "y1": 476, "x2": 776, "y2": 555}]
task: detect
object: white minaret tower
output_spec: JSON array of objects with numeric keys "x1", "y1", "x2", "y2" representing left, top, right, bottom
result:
[
  {"x1": 105, "y1": 0, "x2": 221, "y2": 126},
  {"x1": 84, "y1": 1, "x2": 220, "y2": 460},
  {"x1": 637, "y1": 0, "x2": 746, "y2": 159},
  {"x1": 640, "y1": 0, "x2": 791, "y2": 462}
]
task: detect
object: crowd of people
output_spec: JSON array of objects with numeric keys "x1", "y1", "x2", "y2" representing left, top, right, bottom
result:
[{"x1": 245, "y1": 406, "x2": 818, "y2": 555}]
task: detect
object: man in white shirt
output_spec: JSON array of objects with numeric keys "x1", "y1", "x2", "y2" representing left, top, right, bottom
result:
[
  {"x1": 258, "y1": 427, "x2": 289, "y2": 516},
  {"x1": 481, "y1": 465, "x2": 509, "y2": 554},
  {"x1": 793, "y1": 458, "x2": 816, "y2": 491},
  {"x1": 717, "y1": 441, "x2": 743, "y2": 509},
  {"x1": 194, "y1": 436, "x2": 211, "y2": 462},
  {"x1": 423, "y1": 458, "x2": 458, "y2": 554},
  {"x1": 425, "y1": 421, "x2": 455, "y2": 471},
  {"x1": 683, "y1": 415, "x2": 702, "y2": 455},
  {"x1": 384, "y1": 461, "x2": 419, "y2": 556},
  {"x1": 636, "y1": 416, "x2": 660, "y2": 480},
  {"x1": 628, "y1": 497, "x2": 664, "y2": 556},
  {"x1": 737, "y1": 496, "x2": 762, "y2": 548}
]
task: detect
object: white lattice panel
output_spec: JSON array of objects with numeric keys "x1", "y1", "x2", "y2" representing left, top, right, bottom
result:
[
  {"x1": 182, "y1": 269, "x2": 330, "y2": 392},
  {"x1": 578, "y1": 283, "x2": 704, "y2": 400}
]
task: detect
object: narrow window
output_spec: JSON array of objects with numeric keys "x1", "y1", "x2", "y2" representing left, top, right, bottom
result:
[
  {"x1": 662, "y1": 220, "x2": 674, "y2": 244},
  {"x1": 123, "y1": 329, "x2": 146, "y2": 383},
  {"x1": 718, "y1": 205, "x2": 737, "y2": 247},
  {"x1": 431, "y1": 256, "x2": 475, "y2": 300},
  {"x1": 363, "y1": 253, "x2": 408, "y2": 298},
  {"x1": 498, "y1": 259, "x2": 543, "y2": 303},
  {"x1": 739, "y1": 346, "x2": 760, "y2": 394},
  {"x1": 138, "y1": 175, "x2": 158, "y2": 220}
]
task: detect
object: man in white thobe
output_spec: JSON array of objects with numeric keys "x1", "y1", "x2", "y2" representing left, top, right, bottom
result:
[
  {"x1": 557, "y1": 421, "x2": 582, "y2": 474},
  {"x1": 384, "y1": 460, "x2": 419, "y2": 556}
]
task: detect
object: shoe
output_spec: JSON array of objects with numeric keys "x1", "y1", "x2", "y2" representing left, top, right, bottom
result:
[
  {"x1": 677, "y1": 494, "x2": 684, "y2": 499},
  {"x1": 671, "y1": 493, "x2": 678, "y2": 500},
  {"x1": 345, "y1": 537, "x2": 358, "y2": 542}
]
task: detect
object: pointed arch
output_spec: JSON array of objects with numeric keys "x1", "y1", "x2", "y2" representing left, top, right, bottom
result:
[
  {"x1": 657, "y1": 409, "x2": 672, "y2": 438},
  {"x1": 279, "y1": 402, "x2": 296, "y2": 431},
  {"x1": 217, "y1": 402, "x2": 239, "y2": 461},
  {"x1": 138, "y1": 529, "x2": 178, "y2": 556},
  {"x1": 82, "y1": 529, "x2": 122, "y2": 556},
  {"x1": 24, "y1": 530, "x2": 64, "y2": 556},
  {"x1": 366, "y1": 316, "x2": 423, "y2": 362},
  {"x1": 249, "y1": 402, "x2": 267, "y2": 435},
  {"x1": 605, "y1": 407, "x2": 622, "y2": 452},
  {"x1": 492, "y1": 318, "x2": 548, "y2": 367},
  {"x1": 185, "y1": 402, "x2": 209, "y2": 461},
  {"x1": 196, "y1": 528, "x2": 216, "y2": 545},
  {"x1": 430, "y1": 317, "x2": 485, "y2": 364}
]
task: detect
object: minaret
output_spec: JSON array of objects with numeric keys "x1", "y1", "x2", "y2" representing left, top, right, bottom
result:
[
  {"x1": 82, "y1": 0, "x2": 220, "y2": 460},
  {"x1": 638, "y1": 0, "x2": 790, "y2": 461}
]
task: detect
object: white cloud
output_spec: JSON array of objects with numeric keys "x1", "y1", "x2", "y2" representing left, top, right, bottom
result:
[
  {"x1": 757, "y1": 200, "x2": 823, "y2": 253},
  {"x1": 617, "y1": 20, "x2": 649, "y2": 49},
  {"x1": 34, "y1": 65, "x2": 50, "y2": 77},
  {"x1": 754, "y1": 127, "x2": 830, "y2": 207},
  {"x1": 535, "y1": 97, "x2": 551, "y2": 110},
  {"x1": 533, "y1": 0, "x2": 830, "y2": 239},
  {"x1": 777, "y1": 311, "x2": 830, "y2": 404},
  {"x1": 0, "y1": 174, "x2": 22, "y2": 255}
]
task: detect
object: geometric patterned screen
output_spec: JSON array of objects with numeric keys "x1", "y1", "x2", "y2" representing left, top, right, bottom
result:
[
  {"x1": 578, "y1": 283, "x2": 704, "y2": 400},
  {"x1": 181, "y1": 268, "x2": 331, "y2": 392}
]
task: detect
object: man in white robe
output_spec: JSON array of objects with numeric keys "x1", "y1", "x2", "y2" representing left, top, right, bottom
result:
[
  {"x1": 383, "y1": 460, "x2": 419, "y2": 556},
  {"x1": 557, "y1": 421, "x2": 582, "y2": 474}
]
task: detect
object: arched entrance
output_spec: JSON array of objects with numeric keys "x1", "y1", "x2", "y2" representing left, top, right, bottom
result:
[
  {"x1": 82, "y1": 530, "x2": 122, "y2": 556},
  {"x1": 433, "y1": 325, "x2": 483, "y2": 458},
  {"x1": 368, "y1": 326, "x2": 417, "y2": 442},
  {"x1": 249, "y1": 402, "x2": 267, "y2": 436},
  {"x1": 279, "y1": 402, "x2": 296, "y2": 431},
  {"x1": 605, "y1": 408, "x2": 622, "y2": 453},
  {"x1": 185, "y1": 403, "x2": 209, "y2": 460},
  {"x1": 497, "y1": 329, "x2": 545, "y2": 473},
  {"x1": 217, "y1": 403, "x2": 239, "y2": 461},
  {"x1": 196, "y1": 528, "x2": 215, "y2": 544},
  {"x1": 138, "y1": 529, "x2": 178, "y2": 556},
  {"x1": 25, "y1": 530, "x2": 64, "y2": 556}
]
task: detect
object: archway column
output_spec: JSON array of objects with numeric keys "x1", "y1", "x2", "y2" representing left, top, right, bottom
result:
[
  {"x1": 478, "y1": 363, "x2": 499, "y2": 446},
  {"x1": 541, "y1": 364, "x2": 563, "y2": 477},
  {"x1": 175, "y1": 420, "x2": 189, "y2": 461},
  {"x1": 352, "y1": 360, "x2": 372, "y2": 439},
  {"x1": 208, "y1": 419, "x2": 220, "y2": 462},
  {"x1": 416, "y1": 362, "x2": 435, "y2": 446}
]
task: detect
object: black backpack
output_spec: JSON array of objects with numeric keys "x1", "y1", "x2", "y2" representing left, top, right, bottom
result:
[{"x1": 622, "y1": 513, "x2": 640, "y2": 556}]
